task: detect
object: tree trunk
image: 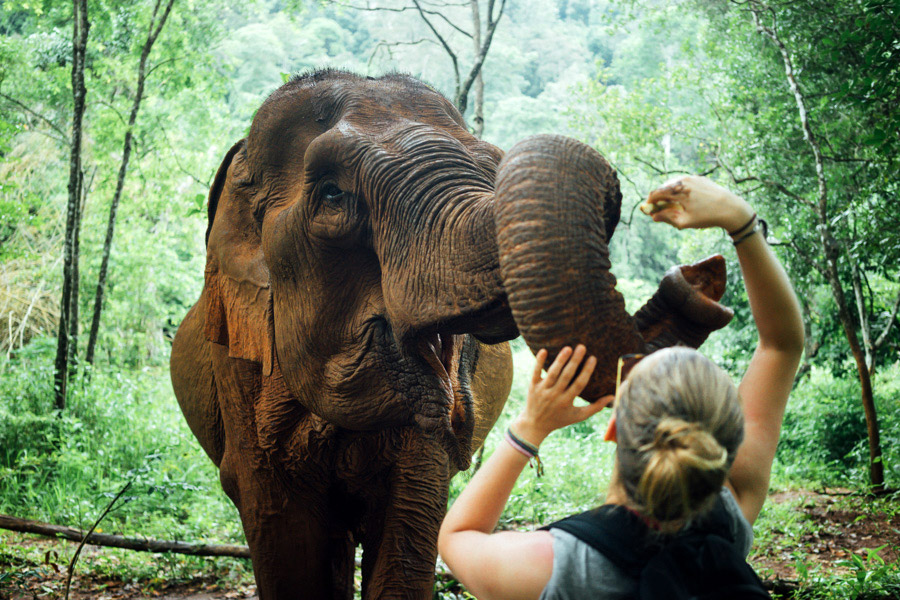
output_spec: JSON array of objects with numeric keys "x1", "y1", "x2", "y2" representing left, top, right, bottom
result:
[
  {"x1": 86, "y1": 0, "x2": 175, "y2": 367},
  {"x1": 848, "y1": 254, "x2": 875, "y2": 373},
  {"x1": 67, "y1": 167, "x2": 84, "y2": 378},
  {"x1": 54, "y1": 0, "x2": 89, "y2": 411},
  {"x1": 747, "y1": 0, "x2": 885, "y2": 489},
  {"x1": 470, "y1": 0, "x2": 485, "y2": 138},
  {"x1": 795, "y1": 295, "x2": 820, "y2": 384},
  {"x1": 825, "y1": 257, "x2": 884, "y2": 491},
  {"x1": 455, "y1": 0, "x2": 505, "y2": 115}
]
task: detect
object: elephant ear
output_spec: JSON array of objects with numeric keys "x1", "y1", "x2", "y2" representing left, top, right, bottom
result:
[{"x1": 203, "y1": 139, "x2": 274, "y2": 376}]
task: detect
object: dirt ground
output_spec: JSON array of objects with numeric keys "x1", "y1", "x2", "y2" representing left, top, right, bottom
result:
[
  {"x1": 2, "y1": 490, "x2": 899, "y2": 599},
  {"x1": 753, "y1": 488, "x2": 900, "y2": 584},
  {"x1": 0, "y1": 569, "x2": 258, "y2": 600}
]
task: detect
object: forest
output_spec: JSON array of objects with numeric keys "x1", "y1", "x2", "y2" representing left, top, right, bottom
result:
[{"x1": 0, "y1": 0, "x2": 898, "y2": 598}]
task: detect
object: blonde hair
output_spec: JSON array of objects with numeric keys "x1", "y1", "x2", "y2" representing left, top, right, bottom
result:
[{"x1": 615, "y1": 347, "x2": 744, "y2": 523}]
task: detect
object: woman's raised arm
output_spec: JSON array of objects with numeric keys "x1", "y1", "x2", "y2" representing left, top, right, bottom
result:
[
  {"x1": 437, "y1": 347, "x2": 603, "y2": 600},
  {"x1": 646, "y1": 176, "x2": 804, "y2": 524}
]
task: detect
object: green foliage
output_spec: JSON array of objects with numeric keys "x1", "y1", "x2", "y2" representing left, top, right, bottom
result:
[
  {"x1": 0, "y1": 338, "x2": 249, "y2": 584},
  {"x1": 788, "y1": 546, "x2": 900, "y2": 600},
  {"x1": 772, "y1": 363, "x2": 900, "y2": 487},
  {"x1": 775, "y1": 368, "x2": 869, "y2": 483}
]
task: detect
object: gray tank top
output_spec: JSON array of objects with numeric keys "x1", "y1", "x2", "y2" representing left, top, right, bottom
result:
[{"x1": 539, "y1": 487, "x2": 753, "y2": 600}]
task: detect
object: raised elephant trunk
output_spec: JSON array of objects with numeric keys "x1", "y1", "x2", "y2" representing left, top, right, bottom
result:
[{"x1": 495, "y1": 135, "x2": 734, "y2": 400}]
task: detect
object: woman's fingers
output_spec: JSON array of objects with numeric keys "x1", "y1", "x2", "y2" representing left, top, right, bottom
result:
[
  {"x1": 594, "y1": 394, "x2": 615, "y2": 409},
  {"x1": 649, "y1": 181, "x2": 687, "y2": 202},
  {"x1": 575, "y1": 395, "x2": 609, "y2": 422},
  {"x1": 543, "y1": 346, "x2": 572, "y2": 386},
  {"x1": 555, "y1": 345, "x2": 587, "y2": 389},
  {"x1": 531, "y1": 349, "x2": 548, "y2": 385},
  {"x1": 652, "y1": 207, "x2": 687, "y2": 229},
  {"x1": 567, "y1": 354, "x2": 596, "y2": 395}
]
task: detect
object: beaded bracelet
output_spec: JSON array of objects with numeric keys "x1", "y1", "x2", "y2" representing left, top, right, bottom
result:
[{"x1": 505, "y1": 427, "x2": 544, "y2": 477}]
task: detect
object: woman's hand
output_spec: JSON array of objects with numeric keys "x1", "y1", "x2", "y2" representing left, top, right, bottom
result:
[
  {"x1": 511, "y1": 345, "x2": 608, "y2": 447},
  {"x1": 641, "y1": 175, "x2": 754, "y2": 232}
]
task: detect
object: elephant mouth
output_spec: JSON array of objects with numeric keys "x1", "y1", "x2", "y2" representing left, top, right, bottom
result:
[
  {"x1": 420, "y1": 331, "x2": 455, "y2": 388},
  {"x1": 414, "y1": 329, "x2": 474, "y2": 469}
]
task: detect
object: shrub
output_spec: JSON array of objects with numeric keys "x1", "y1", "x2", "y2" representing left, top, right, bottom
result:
[{"x1": 775, "y1": 362, "x2": 900, "y2": 488}]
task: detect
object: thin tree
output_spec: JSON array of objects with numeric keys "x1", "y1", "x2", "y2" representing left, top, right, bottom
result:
[
  {"x1": 85, "y1": 0, "x2": 177, "y2": 367},
  {"x1": 410, "y1": 0, "x2": 505, "y2": 115},
  {"x1": 347, "y1": 0, "x2": 505, "y2": 120},
  {"x1": 469, "y1": 0, "x2": 485, "y2": 137},
  {"x1": 67, "y1": 168, "x2": 93, "y2": 378},
  {"x1": 54, "y1": 0, "x2": 90, "y2": 410},
  {"x1": 742, "y1": 0, "x2": 886, "y2": 490},
  {"x1": 848, "y1": 254, "x2": 900, "y2": 377}
]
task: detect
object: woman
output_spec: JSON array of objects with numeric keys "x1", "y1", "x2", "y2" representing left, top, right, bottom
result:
[{"x1": 437, "y1": 176, "x2": 805, "y2": 599}]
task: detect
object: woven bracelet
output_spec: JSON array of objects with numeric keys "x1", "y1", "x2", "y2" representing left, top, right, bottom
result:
[
  {"x1": 727, "y1": 212, "x2": 757, "y2": 236},
  {"x1": 505, "y1": 427, "x2": 544, "y2": 477},
  {"x1": 732, "y1": 219, "x2": 761, "y2": 246}
]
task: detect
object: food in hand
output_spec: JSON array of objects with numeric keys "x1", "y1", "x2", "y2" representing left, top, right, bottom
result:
[{"x1": 639, "y1": 199, "x2": 682, "y2": 215}]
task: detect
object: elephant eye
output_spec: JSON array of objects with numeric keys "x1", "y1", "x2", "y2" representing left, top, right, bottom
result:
[{"x1": 321, "y1": 181, "x2": 345, "y2": 204}]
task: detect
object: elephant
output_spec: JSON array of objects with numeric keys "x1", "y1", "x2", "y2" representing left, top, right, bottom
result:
[{"x1": 170, "y1": 68, "x2": 734, "y2": 600}]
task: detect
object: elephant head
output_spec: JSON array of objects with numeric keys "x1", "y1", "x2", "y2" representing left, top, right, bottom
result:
[{"x1": 203, "y1": 70, "x2": 519, "y2": 472}]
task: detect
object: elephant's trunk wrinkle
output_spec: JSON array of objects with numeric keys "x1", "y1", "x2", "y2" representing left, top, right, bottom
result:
[{"x1": 496, "y1": 135, "x2": 644, "y2": 401}]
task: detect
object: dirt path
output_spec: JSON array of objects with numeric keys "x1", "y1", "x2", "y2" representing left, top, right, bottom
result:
[
  {"x1": 3, "y1": 489, "x2": 898, "y2": 599},
  {"x1": 752, "y1": 488, "x2": 900, "y2": 583}
]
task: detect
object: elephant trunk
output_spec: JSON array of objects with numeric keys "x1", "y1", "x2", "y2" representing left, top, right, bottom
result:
[
  {"x1": 494, "y1": 135, "x2": 734, "y2": 401},
  {"x1": 494, "y1": 135, "x2": 644, "y2": 400}
]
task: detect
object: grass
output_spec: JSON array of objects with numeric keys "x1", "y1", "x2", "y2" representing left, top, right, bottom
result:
[{"x1": 0, "y1": 337, "x2": 250, "y2": 590}]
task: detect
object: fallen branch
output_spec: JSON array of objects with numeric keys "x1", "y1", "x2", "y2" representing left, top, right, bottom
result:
[
  {"x1": 0, "y1": 513, "x2": 463, "y2": 578},
  {"x1": 3, "y1": 512, "x2": 795, "y2": 589},
  {"x1": 0, "y1": 514, "x2": 250, "y2": 558}
]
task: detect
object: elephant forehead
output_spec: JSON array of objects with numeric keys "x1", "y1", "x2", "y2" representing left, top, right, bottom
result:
[{"x1": 251, "y1": 76, "x2": 463, "y2": 152}]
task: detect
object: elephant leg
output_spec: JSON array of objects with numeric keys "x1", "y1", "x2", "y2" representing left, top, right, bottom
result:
[
  {"x1": 221, "y1": 450, "x2": 355, "y2": 600},
  {"x1": 359, "y1": 429, "x2": 449, "y2": 600},
  {"x1": 210, "y1": 343, "x2": 354, "y2": 600}
]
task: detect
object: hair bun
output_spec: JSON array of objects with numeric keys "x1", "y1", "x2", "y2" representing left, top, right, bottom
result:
[
  {"x1": 649, "y1": 418, "x2": 699, "y2": 451},
  {"x1": 637, "y1": 417, "x2": 729, "y2": 521},
  {"x1": 613, "y1": 348, "x2": 744, "y2": 523}
]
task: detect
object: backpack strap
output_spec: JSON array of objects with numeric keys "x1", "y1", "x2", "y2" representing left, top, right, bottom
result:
[
  {"x1": 541, "y1": 496, "x2": 735, "y2": 577},
  {"x1": 640, "y1": 533, "x2": 772, "y2": 600},
  {"x1": 685, "y1": 495, "x2": 736, "y2": 543},
  {"x1": 542, "y1": 504, "x2": 661, "y2": 579}
]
